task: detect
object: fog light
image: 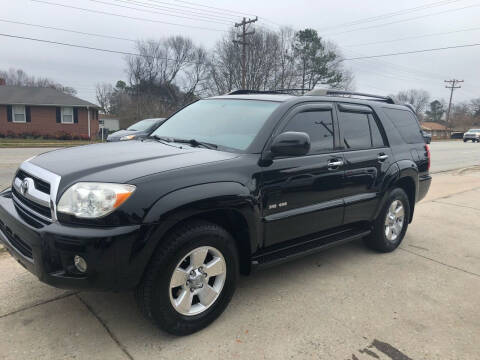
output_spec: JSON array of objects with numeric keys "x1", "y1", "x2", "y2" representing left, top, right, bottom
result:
[{"x1": 74, "y1": 255, "x2": 87, "y2": 273}]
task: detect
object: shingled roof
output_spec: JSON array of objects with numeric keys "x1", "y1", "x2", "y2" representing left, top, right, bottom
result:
[{"x1": 0, "y1": 85, "x2": 99, "y2": 108}]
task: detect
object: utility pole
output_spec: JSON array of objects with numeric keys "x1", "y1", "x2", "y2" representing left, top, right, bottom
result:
[
  {"x1": 445, "y1": 79, "x2": 464, "y2": 129},
  {"x1": 234, "y1": 17, "x2": 258, "y2": 89}
]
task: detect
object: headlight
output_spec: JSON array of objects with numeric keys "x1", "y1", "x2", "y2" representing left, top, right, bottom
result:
[
  {"x1": 120, "y1": 135, "x2": 136, "y2": 141},
  {"x1": 57, "y1": 182, "x2": 136, "y2": 218}
]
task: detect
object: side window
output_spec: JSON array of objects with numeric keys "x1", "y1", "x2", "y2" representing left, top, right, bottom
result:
[
  {"x1": 369, "y1": 114, "x2": 386, "y2": 147},
  {"x1": 283, "y1": 110, "x2": 334, "y2": 154},
  {"x1": 339, "y1": 111, "x2": 371, "y2": 150},
  {"x1": 383, "y1": 108, "x2": 423, "y2": 144}
]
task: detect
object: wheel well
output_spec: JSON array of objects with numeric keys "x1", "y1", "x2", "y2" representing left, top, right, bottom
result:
[
  {"x1": 395, "y1": 177, "x2": 416, "y2": 222},
  {"x1": 168, "y1": 210, "x2": 252, "y2": 275}
]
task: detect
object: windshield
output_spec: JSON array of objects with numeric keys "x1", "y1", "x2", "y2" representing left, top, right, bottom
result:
[
  {"x1": 468, "y1": 129, "x2": 480, "y2": 133},
  {"x1": 127, "y1": 119, "x2": 157, "y2": 131},
  {"x1": 151, "y1": 99, "x2": 280, "y2": 150}
]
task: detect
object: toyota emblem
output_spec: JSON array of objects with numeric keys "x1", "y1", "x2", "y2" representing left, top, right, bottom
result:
[{"x1": 20, "y1": 179, "x2": 29, "y2": 195}]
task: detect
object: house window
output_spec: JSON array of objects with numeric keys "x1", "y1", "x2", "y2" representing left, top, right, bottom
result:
[
  {"x1": 12, "y1": 105, "x2": 26, "y2": 123},
  {"x1": 61, "y1": 107, "x2": 74, "y2": 124}
]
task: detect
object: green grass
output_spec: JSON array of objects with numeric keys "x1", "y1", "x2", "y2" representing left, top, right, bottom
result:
[{"x1": 0, "y1": 138, "x2": 101, "y2": 148}]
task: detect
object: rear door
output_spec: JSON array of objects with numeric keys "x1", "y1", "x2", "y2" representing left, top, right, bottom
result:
[
  {"x1": 261, "y1": 103, "x2": 345, "y2": 247},
  {"x1": 336, "y1": 103, "x2": 392, "y2": 224}
]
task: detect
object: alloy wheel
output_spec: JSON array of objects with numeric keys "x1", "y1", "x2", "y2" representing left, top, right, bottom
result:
[
  {"x1": 169, "y1": 246, "x2": 227, "y2": 316},
  {"x1": 384, "y1": 199, "x2": 405, "y2": 242}
]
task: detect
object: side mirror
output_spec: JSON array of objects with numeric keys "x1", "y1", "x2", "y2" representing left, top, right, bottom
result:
[{"x1": 271, "y1": 131, "x2": 310, "y2": 157}]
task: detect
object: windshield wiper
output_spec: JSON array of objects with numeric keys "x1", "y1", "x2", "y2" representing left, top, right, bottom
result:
[
  {"x1": 149, "y1": 135, "x2": 178, "y2": 147},
  {"x1": 170, "y1": 138, "x2": 218, "y2": 150}
]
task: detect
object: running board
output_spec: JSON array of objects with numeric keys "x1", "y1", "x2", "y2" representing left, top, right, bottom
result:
[{"x1": 251, "y1": 228, "x2": 371, "y2": 271}]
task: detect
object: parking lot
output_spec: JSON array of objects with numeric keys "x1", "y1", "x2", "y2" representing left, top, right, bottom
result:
[{"x1": 0, "y1": 143, "x2": 479, "y2": 359}]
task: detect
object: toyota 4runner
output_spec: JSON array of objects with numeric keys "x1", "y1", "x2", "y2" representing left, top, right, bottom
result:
[{"x1": 0, "y1": 89, "x2": 431, "y2": 335}]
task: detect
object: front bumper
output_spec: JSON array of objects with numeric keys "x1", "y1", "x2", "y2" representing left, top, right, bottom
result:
[{"x1": 0, "y1": 189, "x2": 147, "y2": 291}]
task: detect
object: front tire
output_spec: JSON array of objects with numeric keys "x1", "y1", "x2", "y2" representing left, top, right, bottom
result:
[
  {"x1": 136, "y1": 220, "x2": 239, "y2": 335},
  {"x1": 364, "y1": 188, "x2": 410, "y2": 253}
]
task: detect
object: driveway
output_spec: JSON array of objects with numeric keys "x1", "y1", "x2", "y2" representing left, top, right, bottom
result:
[{"x1": 1, "y1": 161, "x2": 479, "y2": 358}]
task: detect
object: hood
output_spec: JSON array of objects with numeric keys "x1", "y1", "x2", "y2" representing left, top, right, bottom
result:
[
  {"x1": 29, "y1": 140, "x2": 239, "y2": 187},
  {"x1": 107, "y1": 129, "x2": 146, "y2": 139}
]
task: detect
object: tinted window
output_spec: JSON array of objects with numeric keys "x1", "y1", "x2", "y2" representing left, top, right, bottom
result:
[
  {"x1": 369, "y1": 114, "x2": 386, "y2": 147},
  {"x1": 340, "y1": 112, "x2": 371, "y2": 150},
  {"x1": 152, "y1": 99, "x2": 280, "y2": 150},
  {"x1": 283, "y1": 110, "x2": 334, "y2": 153},
  {"x1": 383, "y1": 108, "x2": 423, "y2": 144}
]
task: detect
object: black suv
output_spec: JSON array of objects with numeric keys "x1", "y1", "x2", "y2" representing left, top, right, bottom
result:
[{"x1": 0, "y1": 89, "x2": 431, "y2": 335}]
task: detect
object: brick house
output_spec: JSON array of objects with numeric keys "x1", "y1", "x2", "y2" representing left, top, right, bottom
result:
[
  {"x1": 0, "y1": 84, "x2": 100, "y2": 139},
  {"x1": 421, "y1": 121, "x2": 452, "y2": 139}
]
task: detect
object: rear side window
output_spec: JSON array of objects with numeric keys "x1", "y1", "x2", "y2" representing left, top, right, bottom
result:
[
  {"x1": 383, "y1": 108, "x2": 423, "y2": 144},
  {"x1": 340, "y1": 112, "x2": 371, "y2": 149},
  {"x1": 338, "y1": 111, "x2": 386, "y2": 150},
  {"x1": 283, "y1": 110, "x2": 334, "y2": 154}
]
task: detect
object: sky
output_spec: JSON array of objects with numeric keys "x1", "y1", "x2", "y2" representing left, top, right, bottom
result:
[{"x1": 1, "y1": 0, "x2": 480, "y2": 105}]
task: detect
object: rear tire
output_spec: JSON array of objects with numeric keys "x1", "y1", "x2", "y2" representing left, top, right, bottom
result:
[
  {"x1": 364, "y1": 188, "x2": 410, "y2": 253},
  {"x1": 136, "y1": 220, "x2": 239, "y2": 335}
]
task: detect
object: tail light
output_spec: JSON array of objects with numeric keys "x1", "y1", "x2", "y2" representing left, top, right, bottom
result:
[{"x1": 425, "y1": 144, "x2": 431, "y2": 171}]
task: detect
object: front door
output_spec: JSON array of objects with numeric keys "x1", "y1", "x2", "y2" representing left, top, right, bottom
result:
[
  {"x1": 336, "y1": 103, "x2": 392, "y2": 224},
  {"x1": 261, "y1": 103, "x2": 345, "y2": 247}
]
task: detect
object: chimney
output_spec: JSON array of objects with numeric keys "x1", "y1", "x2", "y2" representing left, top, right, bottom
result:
[{"x1": 0, "y1": 78, "x2": 5, "y2": 86}]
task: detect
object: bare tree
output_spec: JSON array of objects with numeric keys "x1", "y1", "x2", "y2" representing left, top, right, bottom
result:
[
  {"x1": 95, "y1": 83, "x2": 114, "y2": 114},
  {"x1": 208, "y1": 27, "x2": 353, "y2": 94},
  {"x1": 0, "y1": 68, "x2": 77, "y2": 95},
  {"x1": 392, "y1": 89, "x2": 430, "y2": 115}
]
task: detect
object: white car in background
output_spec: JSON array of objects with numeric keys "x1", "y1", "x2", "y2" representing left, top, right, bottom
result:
[{"x1": 463, "y1": 129, "x2": 480, "y2": 142}]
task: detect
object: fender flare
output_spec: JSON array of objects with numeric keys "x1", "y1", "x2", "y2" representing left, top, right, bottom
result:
[
  {"x1": 141, "y1": 181, "x2": 259, "y2": 265},
  {"x1": 374, "y1": 161, "x2": 418, "y2": 221}
]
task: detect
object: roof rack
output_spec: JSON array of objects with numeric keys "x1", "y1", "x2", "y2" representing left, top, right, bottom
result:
[
  {"x1": 227, "y1": 89, "x2": 307, "y2": 96},
  {"x1": 304, "y1": 89, "x2": 396, "y2": 104}
]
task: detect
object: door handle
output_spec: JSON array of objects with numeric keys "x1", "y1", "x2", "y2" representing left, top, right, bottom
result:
[
  {"x1": 378, "y1": 154, "x2": 389, "y2": 161},
  {"x1": 328, "y1": 159, "x2": 344, "y2": 169}
]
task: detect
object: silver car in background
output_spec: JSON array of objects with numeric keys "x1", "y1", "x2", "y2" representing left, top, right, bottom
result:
[{"x1": 463, "y1": 129, "x2": 480, "y2": 142}]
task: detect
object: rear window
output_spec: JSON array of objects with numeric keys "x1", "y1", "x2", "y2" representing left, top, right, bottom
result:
[{"x1": 382, "y1": 108, "x2": 423, "y2": 144}]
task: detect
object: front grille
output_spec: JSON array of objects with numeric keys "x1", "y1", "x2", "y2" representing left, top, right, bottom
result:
[
  {"x1": 12, "y1": 188, "x2": 52, "y2": 220},
  {"x1": 16, "y1": 170, "x2": 51, "y2": 194},
  {"x1": 0, "y1": 219, "x2": 33, "y2": 259},
  {"x1": 12, "y1": 162, "x2": 60, "y2": 223}
]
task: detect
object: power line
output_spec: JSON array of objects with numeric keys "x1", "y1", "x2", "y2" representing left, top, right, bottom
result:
[
  {"x1": 0, "y1": 32, "x2": 207, "y2": 64},
  {"x1": 30, "y1": 0, "x2": 227, "y2": 32},
  {"x1": 142, "y1": 0, "x2": 243, "y2": 20},
  {"x1": 113, "y1": 0, "x2": 240, "y2": 22},
  {"x1": 325, "y1": 3, "x2": 480, "y2": 36},
  {"x1": 342, "y1": 43, "x2": 480, "y2": 61},
  {"x1": 0, "y1": 18, "x2": 137, "y2": 42},
  {"x1": 343, "y1": 26, "x2": 480, "y2": 48},
  {"x1": 3, "y1": 31, "x2": 480, "y2": 69},
  {"x1": 318, "y1": 0, "x2": 467, "y2": 31},
  {"x1": 171, "y1": 0, "x2": 256, "y2": 17},
  {"x1": 86, "y1": 0, "x2": 232, "y2": 25},
  {"x1": 165, "y1": 0, "x2": 281, "y2": 28}
]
